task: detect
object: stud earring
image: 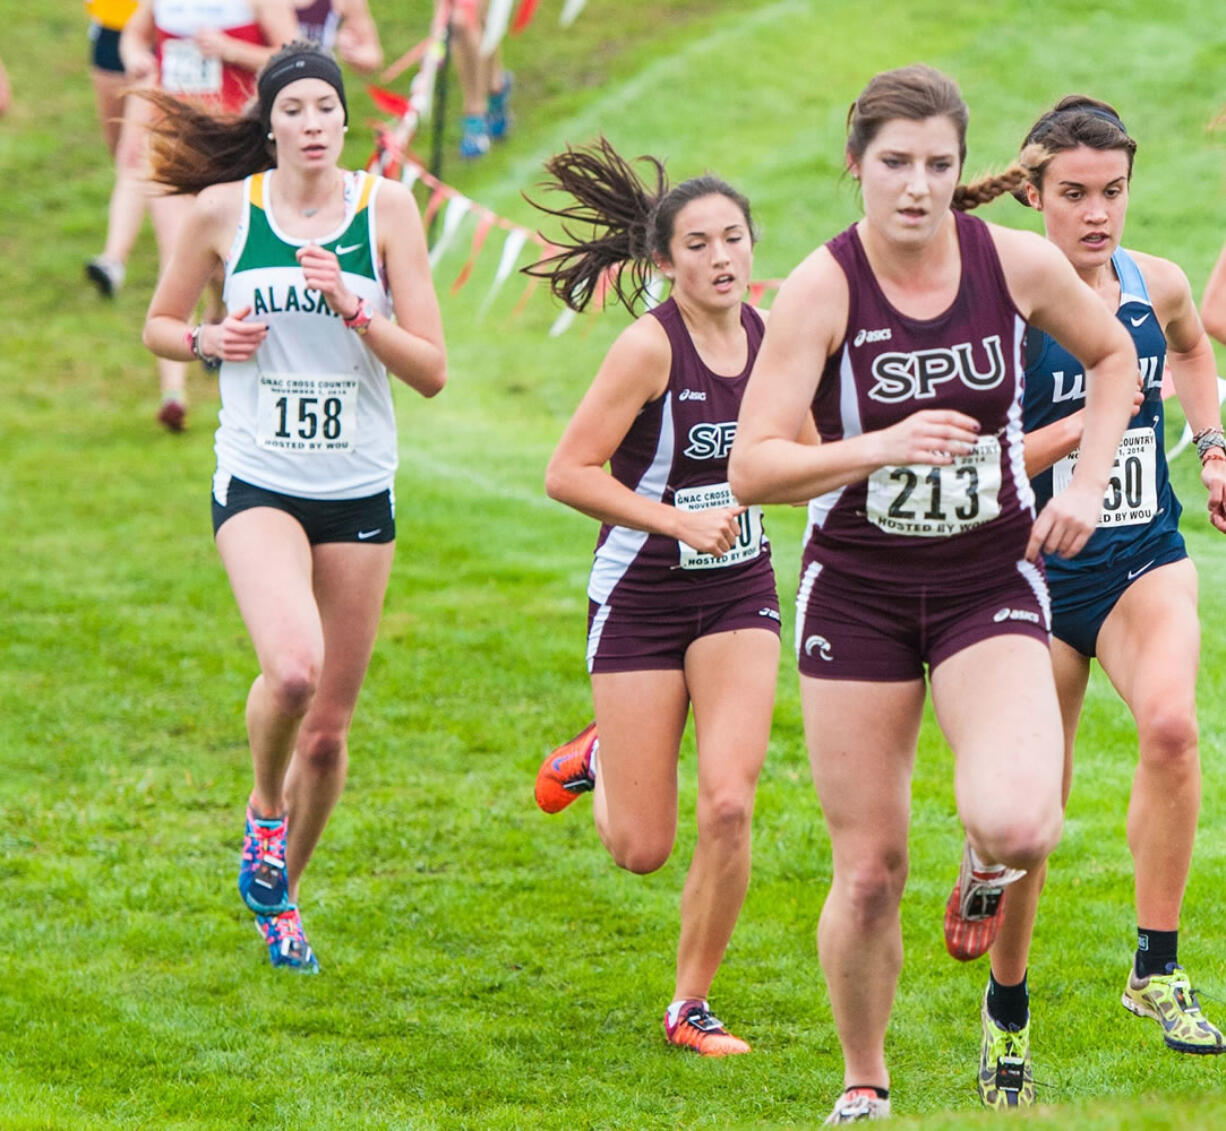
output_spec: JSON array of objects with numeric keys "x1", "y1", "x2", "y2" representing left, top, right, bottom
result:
[
  {"x1": 267, "y1": 131, "x2": 275, "y2": 140},
  {"x1": 342, "y1": 125, "x2": 349, "y2": 133}
]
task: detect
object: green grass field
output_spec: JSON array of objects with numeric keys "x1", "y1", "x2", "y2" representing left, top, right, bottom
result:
[{"x1": 3, "y1": 1, "x2": 1226, "y2": 1126}]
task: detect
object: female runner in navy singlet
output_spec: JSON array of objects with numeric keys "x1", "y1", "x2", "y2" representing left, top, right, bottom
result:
[
  {"x1": 529, "y1": 139, "x2": 796, "y2": 1057},
  {"x1": 140, "y1": 42, "x2": 446, "y2": 973},
  {"x1": 729, "y1": 66, "x2": 1139, "y2": 1123},
  {"x1": 967, "y1": 96, "x2": 1226, "y2": 1102}
]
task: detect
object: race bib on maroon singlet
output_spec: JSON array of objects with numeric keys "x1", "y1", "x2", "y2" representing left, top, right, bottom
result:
[
  {"x1": 673, "y1": 482, "x2": 763, "y2": 570},
  {"x1": 866, "y1": 435, "x2": 1003, "y2": 537}
]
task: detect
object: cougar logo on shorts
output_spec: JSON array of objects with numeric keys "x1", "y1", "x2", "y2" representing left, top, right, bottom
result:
[
  {"x1": 867, "y1": 335, "x2": 1006, "y2": 403},
  {"x1": 993, "y1": 607, "x2": 1040, "y2": 624},
  {"x1": 804, "y1": 634, "x2": 834, "y2": 661}
]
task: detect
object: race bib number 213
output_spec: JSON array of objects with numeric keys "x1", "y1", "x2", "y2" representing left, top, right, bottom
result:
[{"x1": 866, "y1": 435, "x2": 1003, "y2": 537}]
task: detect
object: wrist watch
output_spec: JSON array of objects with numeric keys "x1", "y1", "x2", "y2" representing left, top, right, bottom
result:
[{"x1": 343, "y1": 297, "x2": 374, "y2": 335}]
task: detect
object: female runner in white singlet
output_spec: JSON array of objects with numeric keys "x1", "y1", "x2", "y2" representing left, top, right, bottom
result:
[{"x1": 141, "y1": 42, "x2": 446, "y2": 972}]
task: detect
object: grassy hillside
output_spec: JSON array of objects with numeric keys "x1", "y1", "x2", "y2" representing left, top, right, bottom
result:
[{"x1": 2, "y1": 1, "x2": 1226, "y2": 1127}]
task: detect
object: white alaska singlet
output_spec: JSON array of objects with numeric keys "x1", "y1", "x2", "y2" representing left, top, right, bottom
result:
[{"x1": 216, "y1": 168, "x2": 397, "y2": 501}]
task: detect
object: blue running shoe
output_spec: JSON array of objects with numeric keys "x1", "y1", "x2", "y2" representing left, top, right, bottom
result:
[
  {"x1": 255, "y1": 906, "x2": 319, "y2": 973},
  {"x1": 486, "y1": 73, "x2": 512, "y2": 142},
  {"x1": 459, "y1": 113, "x2": 490, "y2": 159},
  {"x1": 238, "y1": 798, "x2": 291, "y2": 915}
]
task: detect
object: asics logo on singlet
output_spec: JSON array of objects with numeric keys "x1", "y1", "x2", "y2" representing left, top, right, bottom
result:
[
  {"x1": 992, "y1": 607, "x2": 1040, "y2": 624},
  {"x1": 804, "y1": 634, "x2": 834, "y2": 661},
  {"x1": 678, "y1": 389, "x2": 707, "y2": 401},
  {"x1": 853, "y1": 327, "x2": 892, "y2": 347},
  {"x1": 684, "y1": 421, "x2": 737, "y2": 460},
  {"x1": 868, "y1": 335, "x2": 1006, "y2": 403}
]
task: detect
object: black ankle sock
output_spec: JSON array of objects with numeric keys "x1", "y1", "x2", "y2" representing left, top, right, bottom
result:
[
  {"x1": 986, "y1": 970, "x2": 1030, "y2": 1031},
  {"x1": 1136, "y1": 927, "x2": 1178, "y2": 978},
  {"x1": 846, "y1": 1085, "x2": 889, "y2": 1100}
]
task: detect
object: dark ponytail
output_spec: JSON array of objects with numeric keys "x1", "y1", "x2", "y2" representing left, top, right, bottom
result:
[{"x1": 524, "y1": 136, "x2": 755, "y2": 315}]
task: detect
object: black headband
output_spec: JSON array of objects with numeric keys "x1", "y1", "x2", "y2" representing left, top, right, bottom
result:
[
  {"x1": 1028, "y1": 103, "x2": 1129, "y2": 146},
  {"x1": 258, "y1": 51, "x2": 348, "y2": 132},
  {"x1": 1075, "y1": 105, "x2": 1128, "y2": 133}
]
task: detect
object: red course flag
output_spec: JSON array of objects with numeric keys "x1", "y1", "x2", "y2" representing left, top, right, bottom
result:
[{"x1": 512, "y1": 0, "x2": 540, "y2": 34}]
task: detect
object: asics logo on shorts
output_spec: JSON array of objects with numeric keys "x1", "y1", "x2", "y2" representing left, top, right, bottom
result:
[
  {"x1": 804, "y1": 634, "x2": 834, "y2": 661},
  {"x1": 992, "y1": 607, "x2": 1040, "y2": 624},
  {"x1": 758, "y1": 607, "x2": 781, "y2": 622},
  {"x1": 853, "y1": 327, "x2": 892, "y2": 347}
]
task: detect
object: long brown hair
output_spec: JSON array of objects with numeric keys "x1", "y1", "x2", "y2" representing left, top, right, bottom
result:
[
  {"x1": 143, "y1": 40, "x2": 343, "y2": 196},
  {"x1": 523, "y1": 136, "x2": 755, "y2": 315},
  {"x1": 1011, "y1": 95, "x2": 1136, "y2": 206},
  {"x1": 845, "y1": 64, "x2": 1027, "y2": 211}
]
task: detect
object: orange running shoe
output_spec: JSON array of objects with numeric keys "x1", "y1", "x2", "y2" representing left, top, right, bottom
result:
[
  {"x1": 944, "y1": 839, "x2": 1026, "y2": 961},
  {"x1": 663, "y1": 999, "x2": 751, "y2": 1056},
  {"x1": 534, "y1": 722, "x2": 597, "y2": 813}
]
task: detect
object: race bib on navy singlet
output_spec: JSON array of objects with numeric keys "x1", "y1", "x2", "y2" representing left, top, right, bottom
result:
[
  {"x1": 866, "y1": 435, "x2": 1003, "y2": 537},
  {"x1": 256, "y1": 373, "x2": 359, "y2": 453},
  {"x1": 1052, "y1": 427, "x2": 1158, "y2": 527},
  {"x1": 673, "y1": 482, "x2": 763, "y2": 570}
]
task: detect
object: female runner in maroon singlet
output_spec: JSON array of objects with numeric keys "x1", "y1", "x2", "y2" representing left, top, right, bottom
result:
[
  {"x1": 529, "y1": 139, "x2": 800, "y2": 1057},
  {"x1": 294, "y1": 0, "x2": 383, "y2": 73},
  {"x1": 729, "y1": 66, "x2": 1139, "y2": 1123}
]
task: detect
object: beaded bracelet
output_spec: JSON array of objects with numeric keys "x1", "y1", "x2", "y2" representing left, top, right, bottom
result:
[
  {"x1": 186, "y1": 324, "x2": 222, "y2": 367},
  {"x1": 1193, "y1": 426, "x2": 1226, "y2": 464}
]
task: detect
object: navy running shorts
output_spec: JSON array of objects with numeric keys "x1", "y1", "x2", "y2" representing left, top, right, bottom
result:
[
  {"x1": 89, "y1": 23, "x2": 124, "y2": 74},
  {"x1": 1048, "y1": 528, "x2": 1187, "y2": 658}
]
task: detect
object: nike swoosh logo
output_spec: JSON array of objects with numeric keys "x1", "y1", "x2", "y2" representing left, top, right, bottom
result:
[
  {"x1": 356, "y1": 529, "x2": 382, "y2": 540},
  {"x1": 1129, "y1": 313, "x2": 1150, "y2": 327},
  {"x1": 335, "y1": 243, "x2": 362, "y2": 256},
  {"x1": 1127, "y1": 559, "x2": 1155, "y2": 581}
]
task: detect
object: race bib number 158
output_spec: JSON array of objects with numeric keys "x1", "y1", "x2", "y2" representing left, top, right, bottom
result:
[{"x1": 256, "y1": 373, "x2": 359, "y2": 453}]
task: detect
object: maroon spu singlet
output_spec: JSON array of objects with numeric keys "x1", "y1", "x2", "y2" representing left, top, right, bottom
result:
[
  {"x1": 805, "y1": 211, "x2": 1034, "y2": 591},
  {"x1": 588, "y1": 298, "x2": 776, "y2": 608},
  {"x1": 295, "y1": 0, "x2": 339, "y2": 51}
]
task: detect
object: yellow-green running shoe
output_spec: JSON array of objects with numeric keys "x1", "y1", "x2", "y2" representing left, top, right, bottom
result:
[
  {"x1": 1122, "y1": 963, "x2": 1225, "y2": 1054},
  {"x1": 978, "y1": 992, "x2": 1034, "y2": 1109}
]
